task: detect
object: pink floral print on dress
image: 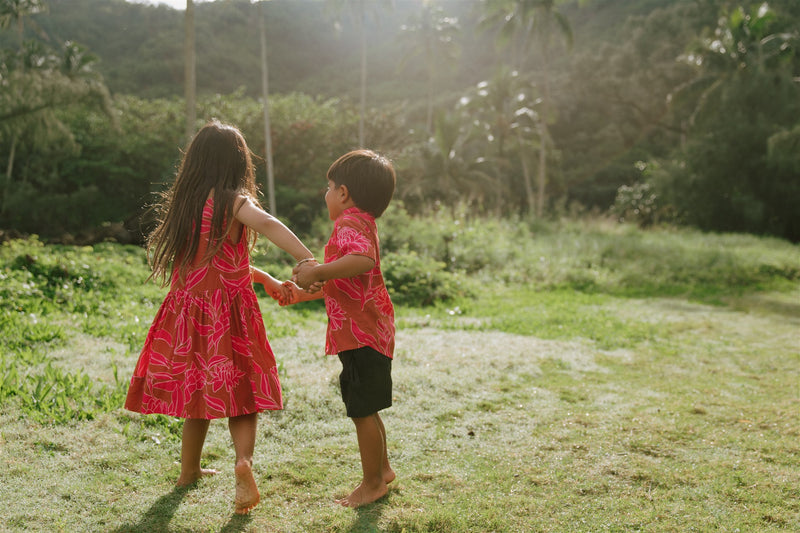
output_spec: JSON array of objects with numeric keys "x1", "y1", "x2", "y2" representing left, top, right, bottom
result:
[{"x1": 125, "y1": 197, "x2": 283, "y2": 419}]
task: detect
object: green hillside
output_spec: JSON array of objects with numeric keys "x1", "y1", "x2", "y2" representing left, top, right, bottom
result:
[{"x1": 1, "y1": 0, "x2": 799, "y2": 242}]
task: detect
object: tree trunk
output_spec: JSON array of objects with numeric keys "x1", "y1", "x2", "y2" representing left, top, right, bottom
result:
[
  {"x1": 358, "y1": 7, "x2": 366, "y2": 147},
  {"x1": 425, "y1": 39, "x2": 434, "y2": 135},
  {"x1": 537, "y1": 39, "x2": 551, "y2": 219},
  {"x1": 184, "y1": 0, "x2": 196, "y2": 142},
  {"x1": 518, "y1": 130, "x2": 535, "y2": 215},
  {"x1": 536, "y1": 122, "x2": 546, "y2": 218},
  {"x1": 259, "y1": 2, "x2": 276, "y2": 214},
  {"x1": 2, "y1": 136, "x2": 18, "y2": 215}
]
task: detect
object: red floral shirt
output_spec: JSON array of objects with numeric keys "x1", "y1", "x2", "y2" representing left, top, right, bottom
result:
[{"x1": 323, "y1": 207, "x2": 395, "y2": 359}]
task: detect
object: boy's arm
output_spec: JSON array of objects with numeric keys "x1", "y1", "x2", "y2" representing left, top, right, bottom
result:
[{"x1": 293, "y1": 254, "x2": 374, "y2": 291}]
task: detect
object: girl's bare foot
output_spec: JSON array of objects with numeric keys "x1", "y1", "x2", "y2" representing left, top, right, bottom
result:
[
  {"x1": 335, "y1": 481, "x2": 388, "y2": 508},
  {"x1": 234, "y1": 460, "x2": 260, "y2": 514},
  {"x1": 384, "y1": 467, "x2": 396, "y2": 484},
  {"x1": 176, "y1": 467, "x2": 219, "y2": 487}
]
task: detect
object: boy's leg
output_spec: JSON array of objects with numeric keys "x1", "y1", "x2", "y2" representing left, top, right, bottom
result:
[
  {"x1": 177, "y1": 418, "x2": 219, "y2": 486},
  {"x1": 336, "y1": 413, "x2": 389, "y2": 508},
  {"x1": 228, "y1": 413, "x2": 260, "y2": 514},
  {"x1": 374, "y1": 413, "x2": 395, "y2": 484}
]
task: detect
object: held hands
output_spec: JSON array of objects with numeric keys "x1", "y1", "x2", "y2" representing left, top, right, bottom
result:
[
  {"x1": 254, "y1": 276, "x2": 292, "y2": 305},
  {"x1": 279, "y1": 280, "x2": 305, "y2": 306},
  {"x1": 292, "y1": 259, "x2": 324, "y2": 292},
  {"x1": 251, "y1": 266, "x2": 292, "y2": 305},
  {"x1": 272, "y1": 284, "x2": 293, "y2": 306}
]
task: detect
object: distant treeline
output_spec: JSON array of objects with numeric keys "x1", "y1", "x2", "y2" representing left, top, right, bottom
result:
[{"x1": 1, "y1": 0, "x2": 799, "y2": 242}]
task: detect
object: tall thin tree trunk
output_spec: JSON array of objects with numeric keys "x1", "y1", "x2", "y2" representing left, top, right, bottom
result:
[
  {"x1": 537, "y1": 40, "x2": 551, "y2": 219},
  {"x1": 358, "y1": 8, "x2": 366, "y2": 147},
  {"x1": 536, "y1": 123, "x2": 546, "y2": 218},
  {"x1": 185, "y1": 0, "x2": 196, "y2": 142},
  {"x1": 425, "y1": 39, "x2": 434, "y2": 135},
  {"x1": 518, "y1": 130, "x2": 535, "y2": 215},
  {"x1": 259, "y1": 2, "x2": 276, "y2": 214},
  {"x1": 2, "y1": 136, "x2": 17, "y2": 215},
  {"x1": 17, "y1": 16, "x2": 24, "y2": 50}
]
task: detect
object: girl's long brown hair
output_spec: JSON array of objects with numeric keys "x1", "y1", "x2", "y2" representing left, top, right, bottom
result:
[{"x1": 147, "y1": 120, "x2": 260, "y2": 286}]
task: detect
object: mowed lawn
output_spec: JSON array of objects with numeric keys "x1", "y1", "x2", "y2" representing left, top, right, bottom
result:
[{"x1": 0, "y1": 228, "x2": 798, "y2": 532}]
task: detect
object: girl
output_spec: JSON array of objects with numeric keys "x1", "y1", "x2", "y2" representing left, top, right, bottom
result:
[{"x1": 124, "y1": 120, "x2": 315, "y2": 514}]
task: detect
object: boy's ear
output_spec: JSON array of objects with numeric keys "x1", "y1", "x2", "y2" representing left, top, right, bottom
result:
[{"x1": 337, "y1": 184, "x2": 351, "y2": 202}]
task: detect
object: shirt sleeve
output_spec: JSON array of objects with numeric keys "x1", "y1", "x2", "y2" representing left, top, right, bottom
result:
[{"x1": 334, "y1": 213, "x2": 377, "y2": 262}]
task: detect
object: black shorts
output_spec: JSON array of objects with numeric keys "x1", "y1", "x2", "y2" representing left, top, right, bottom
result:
[{"x1": 338, "y1": 346, "x2": 392, "y2": 418}]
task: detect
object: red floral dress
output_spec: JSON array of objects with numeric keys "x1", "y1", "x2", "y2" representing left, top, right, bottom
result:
[{"x1": 125, "y1": 198, "x2": 282, "y2": 419}]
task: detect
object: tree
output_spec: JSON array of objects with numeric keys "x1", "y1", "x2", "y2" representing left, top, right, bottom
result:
[
  {"x1": 325, "y1": 0, "x2": 393, "y2": 147},
  {"x1": 184, "y1": 0, "x2": 195, "y2": 142},
  {"x1": 0, "y1": 0, "x2": 46, "y2": 49},
  {"x1": 0, "y1": 0, "x2": 46, "y2": 211},
  {"x1": 661, "y1": 3, "x2": 800, "y2": 238},
  {"x1": 480, "y1": 0, "x2": 573, "y2": 217},
  {"x1": 402, "y1": 110, "x2": 496, "y2": 212},
  {"x1": 672, "y1": 2, "x2": 797, "y2": 130},
  {"x1": 459, "y1": 66, "x2": 542, "y2": 213},
  {"x1": 257, "y1": 1, "x2": 276, "y2": 214},
  {"x1": 397, "y1": 0, "x2": 460, "y2": 135},
  {"x1": 0, "y1": 40, "x2": 113, "y2": 217}
]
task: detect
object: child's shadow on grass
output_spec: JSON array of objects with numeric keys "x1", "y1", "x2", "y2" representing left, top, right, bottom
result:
[
  {"x1": 220, "y1": 513, "x2": 253, "y2": 533},
  {"x1": 112, "y1": 485, "x2": 253, "y2": 533},
  {"x1": 112, "y1": 485, "x2": 191, "y2": 533},
  {"x1": 347, "y1": 496, "x2": 390, "y2": 533}
]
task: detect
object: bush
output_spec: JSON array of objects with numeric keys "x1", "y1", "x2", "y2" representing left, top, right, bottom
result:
[
  {"x1": 383, "y1": 248, "x2": 471, "y2": 306},
  {"x1": 611, "y1": 182, "x2": 659, "y2": 226}
]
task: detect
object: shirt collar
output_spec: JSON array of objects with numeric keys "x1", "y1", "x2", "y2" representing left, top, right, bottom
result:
[{"x1": 340, "y1": 206, "x2": 374, "y2": 222}]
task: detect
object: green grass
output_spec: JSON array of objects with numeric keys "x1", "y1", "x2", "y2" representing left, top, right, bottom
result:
[{"x1": 1, "y1": 222, "x2": 799, "y2": 531}]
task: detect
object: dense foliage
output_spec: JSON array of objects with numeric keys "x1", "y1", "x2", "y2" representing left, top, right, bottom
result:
[{"x1": 0, "y1": 0, "x2": 799, "y2": 241}]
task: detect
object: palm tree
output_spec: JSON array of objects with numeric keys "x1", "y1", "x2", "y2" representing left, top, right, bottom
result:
[
  {"x1": 397, "y1": 0, "x2": 460, "y2": 135},
  {"x1": 404, "y1": 110, "x2": 496, "y2": 211},
  {"x1": 1, "y1": 41, "x2": 113, "y2": 215},
  {"x1": 325, "y1": 0, "x2": 393, "y2": 147},
  {"x1": 460, "y1": 66, "x2": 541, "y2": 213},
  {"x1": 0, "y1": 0, "x2": 46, "y2": 208},
  {"x1": 258, "y1": 0, "x2": 276, "y2": 214},
  {"x1": 184, "y1": 0, "x2": 196, "y2": 142},
  {"x1": 480, "y1": 0, "x2": 573, "y2": 217},
  {"x1": 0, "y1": 0, "x2": 46, "y2": 50},
  {"x1": 671, "y1": 2, "x2": 797, "y2": 131}
]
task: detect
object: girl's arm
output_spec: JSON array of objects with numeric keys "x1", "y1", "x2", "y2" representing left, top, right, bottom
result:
[
  {"x1": 235, "y1": 196, "x2": 314, "y2": 262},
  {"x1": 280, "y1": 280, "x2": 324, "y2": 306},
  {"x1": 294, "y1": 254, "x2": 374, "y2": 290},
  {"x1": 251, "y1": 266, "x2": 289, "y2": 303}
]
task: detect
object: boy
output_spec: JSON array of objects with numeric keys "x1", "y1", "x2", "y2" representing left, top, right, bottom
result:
[{"x1": 289, "y1": 149, "x2": 396, "y2": 508}]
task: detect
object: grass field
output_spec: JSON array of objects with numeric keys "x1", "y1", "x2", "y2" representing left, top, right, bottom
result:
[{"x1": 0, "y1": 220, "x2": 798, "y2": 532}]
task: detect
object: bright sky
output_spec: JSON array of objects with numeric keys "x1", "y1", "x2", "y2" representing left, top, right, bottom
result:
[{"x1": 126, "y1": 0, "x2": 212, "y2": 10}]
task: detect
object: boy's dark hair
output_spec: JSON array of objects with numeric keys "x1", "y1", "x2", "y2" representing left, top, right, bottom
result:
[{"x1": 327, "y1": 149, "x2": 396, "y2": 218}]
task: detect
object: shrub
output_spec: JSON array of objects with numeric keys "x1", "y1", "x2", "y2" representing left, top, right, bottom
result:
[
  {"x1": 383, "y1": 248, "x2": 471, "y2": 306},
  {"x1": 611, "y1": 182, "x2": 659, "y2": 226}
]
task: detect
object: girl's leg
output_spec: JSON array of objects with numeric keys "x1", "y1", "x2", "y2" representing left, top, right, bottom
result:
[
  {"x1": 228, "y1": 413, "x2": 260, "y2": 514},
  {"x1": 177, "y1": 418, "x2": 219, "y2": 486},
  {"x1": 336, "y1": 413, "x2": 389, "y2": 508},
  {"x1": 374, "y1": 413, "x2": 395, "y2": 484}
]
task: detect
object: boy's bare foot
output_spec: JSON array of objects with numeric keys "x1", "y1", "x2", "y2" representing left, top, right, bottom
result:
[
  {"x1": 384, "y1": 467, "x2": 396, "y2": 484},
  {"x1": 176, "y1": 468, "x2": 219, "y2": 487},
  {"x1": 335, "y1": 481, "x2": 388, "y2": 508},
  {"x1": 234, "y1": 460, "x2": 260, "y2": 514}
]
